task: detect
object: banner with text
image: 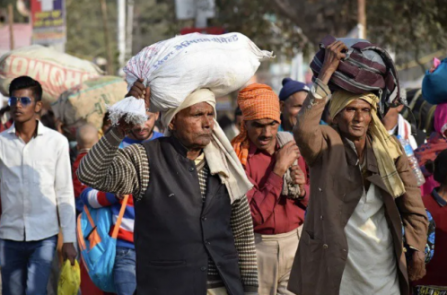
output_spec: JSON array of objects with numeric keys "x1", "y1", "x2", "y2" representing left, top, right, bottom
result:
[{"x1": 31, "y1": 0, "x2": 66, "y2": 44}]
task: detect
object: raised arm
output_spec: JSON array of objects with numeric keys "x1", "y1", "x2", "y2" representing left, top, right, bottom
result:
[
  {"x1": 77, "y1": 126, "x2": 148, "y2": 198},
  {"x1": 294, "y1": 40, "x2": 347, "y2": 166}
]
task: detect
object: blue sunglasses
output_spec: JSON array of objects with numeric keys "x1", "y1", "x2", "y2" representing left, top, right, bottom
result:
[{"x1": 8, "y1": 96, "x2": 33, "y2": 107}]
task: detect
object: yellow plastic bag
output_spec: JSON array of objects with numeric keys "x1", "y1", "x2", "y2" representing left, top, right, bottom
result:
[{"x1": 58, "y1": 260, "x2": 80, "y2": 295}]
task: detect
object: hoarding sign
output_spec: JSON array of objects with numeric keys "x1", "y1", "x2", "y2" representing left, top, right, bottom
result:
[{"x1": 31, "y1": 0, "x2": 66, "y2": 44}]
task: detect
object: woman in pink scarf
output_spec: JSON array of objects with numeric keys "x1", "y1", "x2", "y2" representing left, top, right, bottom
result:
[{"x1": 415, "y1": 103, "x2": 447, "y2": 195}]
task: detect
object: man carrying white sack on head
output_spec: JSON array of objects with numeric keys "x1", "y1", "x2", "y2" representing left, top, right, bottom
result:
[{"x1": 77, "y1": 80, "x2": 259, "y2": 295}]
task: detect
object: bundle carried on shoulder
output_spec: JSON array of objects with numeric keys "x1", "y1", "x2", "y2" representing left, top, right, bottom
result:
[
  {"x1": 310, "y1": 35, "x2": 401, "y2": 116},
  {"x1": 109, "y1": 32, "x2": 273, "y2": 125},
  {"x1": 422, "y1": 57, "x2": 447, "y2": 105}
]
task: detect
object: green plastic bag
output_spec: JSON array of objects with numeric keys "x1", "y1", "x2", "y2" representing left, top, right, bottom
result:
[{"x1": 58, "y1": 260, "x2": 80, "y2": 295}]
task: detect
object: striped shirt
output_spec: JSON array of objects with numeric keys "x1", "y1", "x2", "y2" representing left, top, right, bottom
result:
[{"x1": 77, "y1": 127, "x2": 259, "y2": 293}]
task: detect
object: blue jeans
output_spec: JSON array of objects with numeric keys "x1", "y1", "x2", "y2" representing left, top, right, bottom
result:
[
  {"x1": 0, "y1": 235, "x2": 57, "y2": 295},
  {"x1": 113, "y1": 247, "x2": 136, "y2": 295}
]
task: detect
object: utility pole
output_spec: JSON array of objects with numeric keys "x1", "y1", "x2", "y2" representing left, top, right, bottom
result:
[
  {"x1": 99, "y1": 0, "x2": 115, "y2": 74},
  {"x1": 8, "y1": 4, "x2": 14, "y2": 50},
  {"x1": 117, "y1": 0, "x2": 126, "y2": 72},
  {"x1": 125, "y1": 0, "x2": 134, "y2": 60},
  {"x1": 358, "y1": 0, "x2": 366, "y2": 39}
]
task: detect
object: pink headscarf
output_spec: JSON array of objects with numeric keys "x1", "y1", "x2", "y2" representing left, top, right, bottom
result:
[{"x1": 434, "y1": 103, "x2": 447, "y2": 137}]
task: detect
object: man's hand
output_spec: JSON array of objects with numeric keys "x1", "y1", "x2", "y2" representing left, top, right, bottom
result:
[
  {"x1": 408, "y1": 250, "x2": 426, "y2": 281},
  {"x1": 115, "y1": 116, "x2": 134, "y2": 137},
  {"x1": 62, "y1": 243, "x2": 77, "y2": 266},
  {"x1": 273, "y1": 141, "x2": 300, "y2": 177},
  {"x1": 318, "y1": 40, "x2": 348, "y2": 85},
  {"x1": 125, "y1": 78, "x2": 151, "y2": 109},
  {"x1": 290, "y1": 165, "x2": 306, "y2": 197},
  {"x1": 118, "y1": 79, "x2": 152, "y2": 136},
  {"x1": 290, "y1": 165, "x2": 306, "y2": 186}
]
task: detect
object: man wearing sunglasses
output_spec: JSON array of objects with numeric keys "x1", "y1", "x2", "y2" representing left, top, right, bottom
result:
[{"x1": 0, "y1": 76, "x2": 77, "y2": 295}]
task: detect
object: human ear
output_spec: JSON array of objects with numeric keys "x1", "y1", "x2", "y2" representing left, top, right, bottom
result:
[
  {"x1": 169, "y1": 116, "x2": 176, "y2": 131},
  {"x1": 332, "y1": 114, "x2": 339, "y2": 125},
  {"x1": 34, "y1": 101, "x2": 43, "y2": 113},
  {"x1": 280, "y1": 101, "x2": 285, "y2": 113}
]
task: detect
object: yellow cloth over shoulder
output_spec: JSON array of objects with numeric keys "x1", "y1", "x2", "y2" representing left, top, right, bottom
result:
[{"x1": 330, "y1": 90, "x2": 406, "y2": 198}]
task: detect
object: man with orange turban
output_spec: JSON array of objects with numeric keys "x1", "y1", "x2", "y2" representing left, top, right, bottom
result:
[{"x1": 231, "y1": 83, "x2": 309, "y2": 295}]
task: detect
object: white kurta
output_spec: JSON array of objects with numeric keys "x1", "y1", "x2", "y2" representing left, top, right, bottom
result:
[{"x1": 339, "y1": 183, "x2": 401, "y2": 295}]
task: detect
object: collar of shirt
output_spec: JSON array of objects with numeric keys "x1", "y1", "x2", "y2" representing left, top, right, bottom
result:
[
  {"x1": 77, "y1": 149, "x2": 90, "y2": 154},
  {"x1": 248, "y1": 140, "x2": 279, "y2": 159},
  {"x1": 431, "y1": 188, "x2": 447, "y2": 207},
  {"x1": 194, "y1": 152, "x2": 206, "y2": 172},
  {"x1": 7, "y1": 120, "x2": 47, "y2": 137}
]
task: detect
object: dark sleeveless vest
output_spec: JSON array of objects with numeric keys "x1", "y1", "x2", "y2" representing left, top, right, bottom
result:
[{"x1": 134, "y1": 136, "x2": 244, "y2": 295}]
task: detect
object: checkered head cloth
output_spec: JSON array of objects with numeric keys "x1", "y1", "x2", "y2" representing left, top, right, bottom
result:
[{"x1": 231, "y1": 83, "x2": 281, "y2": 166}]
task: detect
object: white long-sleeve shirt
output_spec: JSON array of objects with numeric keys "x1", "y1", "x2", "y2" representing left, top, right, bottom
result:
[{"x1": 0, "y1": 121, "x2": 76, "y2": 243}]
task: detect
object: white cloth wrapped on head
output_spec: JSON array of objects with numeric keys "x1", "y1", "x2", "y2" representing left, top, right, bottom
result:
[
  {"x1": 105, "y1": 88, "x2": 253, "y2": 203},
  {"x1": 164, "y1": 89, "x2": 253, "y2": 203}
]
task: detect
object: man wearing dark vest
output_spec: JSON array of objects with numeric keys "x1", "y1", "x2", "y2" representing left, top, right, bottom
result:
[{"x1": 77, "y1": 82, "x2": 259, "y2": 295}]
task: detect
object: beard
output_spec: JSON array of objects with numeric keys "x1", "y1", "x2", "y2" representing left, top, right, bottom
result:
[{"x1": 130, "y1": 125, "x2": 154, "y2": 140}]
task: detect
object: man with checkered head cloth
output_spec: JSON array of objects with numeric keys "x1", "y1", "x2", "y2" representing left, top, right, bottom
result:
[
  {"x1": 288, "y1": 40, "x2": 428, "y2": 295},
  {"x1": 231, "y1": 83, "x2": 309, "y2": 295}
]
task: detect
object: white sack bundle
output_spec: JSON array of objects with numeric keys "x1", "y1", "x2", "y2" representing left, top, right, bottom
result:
[
  {"x1": 107, "y1": 96, "x2": 147, "y2": 126},
  {"x1": 123, "y1": 32, "x2": 274, "y2": 112}
]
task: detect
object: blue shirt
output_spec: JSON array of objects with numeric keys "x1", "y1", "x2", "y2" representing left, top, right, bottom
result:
[{"x1": 119, "y1": 131, "x2": 163, "y2": 149}]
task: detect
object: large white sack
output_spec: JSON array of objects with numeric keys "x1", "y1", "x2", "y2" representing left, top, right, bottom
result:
[{"x1": 124, "y1": 32, "x2": 274, "y2": 112}]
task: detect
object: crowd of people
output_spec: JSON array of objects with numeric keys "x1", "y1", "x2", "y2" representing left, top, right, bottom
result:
[{"x1": 0, "y1": 38, "x2": 446, "y2": 295}]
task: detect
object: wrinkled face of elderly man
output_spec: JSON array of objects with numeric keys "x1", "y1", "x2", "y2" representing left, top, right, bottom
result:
[
  {"x1": 332, "y1": 99, "x2": 373, "y2": 141},
  {"x1": 169, "y1": 102, "x2": 215, "y2": 150}
]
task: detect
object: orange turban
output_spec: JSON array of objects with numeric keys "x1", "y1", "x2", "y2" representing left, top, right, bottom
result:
[{"x1": 231, "y1": 83, "x2": 281, "y2": 166}]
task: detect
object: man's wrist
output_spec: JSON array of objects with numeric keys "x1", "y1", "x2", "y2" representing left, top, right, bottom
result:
[
  {"x1": 105, "y1": 127, "x2": 125, "y2": 146},
  {"x1": 299, "y1": 186, "x2": 307, "y2": 197},
  {"x1": 318, "y1": 67, "x2": 336, "y2": 85},
  {"x1": 273, "y1": 166, "x2": 287, "y2": 178}
]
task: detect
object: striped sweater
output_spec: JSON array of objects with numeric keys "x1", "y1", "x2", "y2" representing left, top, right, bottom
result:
[
  {"x1": 80, "y1": 187, "x2": 135, "y2": 249},
  {"x1": 77, "y1": 127, "x2": 259, "y2": 293}
]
